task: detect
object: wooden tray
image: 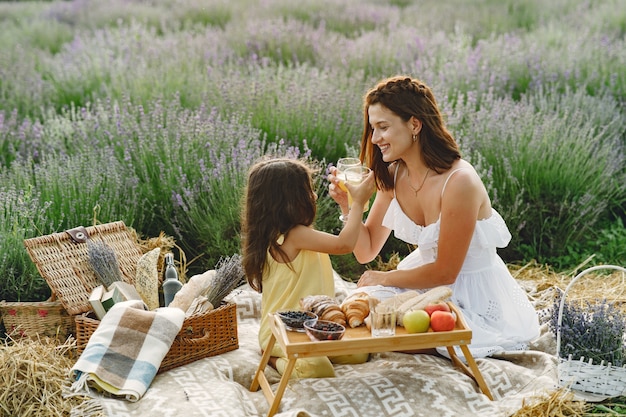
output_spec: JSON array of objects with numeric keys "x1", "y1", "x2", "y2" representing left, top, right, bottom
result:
[
  {"x1": 275, "y1": 303, "x2": 472, "y2": 357},
  {"x1": 251, "y1": 303, "x2": 492, "y2": 417}
]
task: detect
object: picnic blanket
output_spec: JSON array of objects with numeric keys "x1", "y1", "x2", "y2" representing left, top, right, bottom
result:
[
  {"x1": 67, "y1": 300, "x2": 185, "y2": 402},
  {"x1": 75, "y1": 273, "x2": 560, "y2": 417}
]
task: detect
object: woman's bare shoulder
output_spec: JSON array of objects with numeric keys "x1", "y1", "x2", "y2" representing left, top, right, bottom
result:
[
  {"x1": 444, "y1": 160, "x2": 492, "y2": 214},
  {"x1": 447, "y1": 160, "x2": 482, "y2": 183}
]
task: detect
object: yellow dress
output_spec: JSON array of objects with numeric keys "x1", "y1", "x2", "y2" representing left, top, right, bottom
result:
[{"x1": 259, "y1": 245, "x2": 367, "y2": 378}]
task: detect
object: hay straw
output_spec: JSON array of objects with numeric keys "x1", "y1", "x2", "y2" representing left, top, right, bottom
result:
[
  {"x1": 372, "y1": 252, "x2": 403, "y2": 272},
  {"x1": 511, "y1": 260, "x2": 626, "y2": 313},
  {"x1": 136, "y1": 230, "x2": 189, "y2": 283},
  {"x1": 0, "y1": 336, "x2": 101, "y2": 417},
  {"x1": 511, "y1": 388, "x2": 589, "y2": 417}
]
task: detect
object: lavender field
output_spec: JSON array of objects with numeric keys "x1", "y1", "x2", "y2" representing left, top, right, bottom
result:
[{"x1": 0, "y1": 0, "x2": 625, "y2": 302}]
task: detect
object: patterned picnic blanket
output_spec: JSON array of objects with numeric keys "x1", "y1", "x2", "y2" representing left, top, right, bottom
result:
[{"x1": 79, "y1": 274, "x2": 559, "y2": 417}]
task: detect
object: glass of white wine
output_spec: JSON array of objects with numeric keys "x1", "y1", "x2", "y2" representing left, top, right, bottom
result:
[
  {"x1": 336, "y1": 157, "x2": 361, "y2": 193},
  {"x1": 343, "y1": 165, "x2": 371, "y2": 212},
  {"x1": 336, "y1": 158, "x2": 370, "y2": 213}
]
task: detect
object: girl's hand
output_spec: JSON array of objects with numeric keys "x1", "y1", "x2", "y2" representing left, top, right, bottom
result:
[
  {"x1": 357, "y1": 269, "x2": 388, "y2": 287},
  {"x1": 327, "y1": 167, "x2": 349, "y2": 210}
]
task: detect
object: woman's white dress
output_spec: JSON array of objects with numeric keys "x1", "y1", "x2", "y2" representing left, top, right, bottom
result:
[{"x1": 380, "y1": 169, "x2": 540, "y2": 358}]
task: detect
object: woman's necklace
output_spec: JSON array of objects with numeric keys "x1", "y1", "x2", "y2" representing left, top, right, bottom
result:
[{"x1": 407, "y1": 168, "x2": 431, "y2": 196}]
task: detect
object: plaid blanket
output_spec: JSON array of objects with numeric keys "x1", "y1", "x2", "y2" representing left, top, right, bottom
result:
[{"x1": 67, "y1": 300, "x2": 185, "y2": 402}]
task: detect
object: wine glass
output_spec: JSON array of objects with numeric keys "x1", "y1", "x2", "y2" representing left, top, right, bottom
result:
[
  {"x1": 336, "y1": 157, "x2": 361, "y2": 193},
  {"x1": 343, "y1": 165, "x2": 371, "y2": 212},
  {"x1": 336, "y1": 157, "x2": 370, "y2": 215}
]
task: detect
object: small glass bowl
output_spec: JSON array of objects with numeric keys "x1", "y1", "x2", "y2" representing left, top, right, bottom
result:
[
  {"x1": 276, "y1": 310, "x2": 317, "y2": 332},
  {"x1": 303, "y1": 319, "x2": 345, "y2": 341}
]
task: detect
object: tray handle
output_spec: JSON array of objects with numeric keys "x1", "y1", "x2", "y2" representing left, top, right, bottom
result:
[{"x1": 556, "y1": 264, "x2": 626, "y2": 359}]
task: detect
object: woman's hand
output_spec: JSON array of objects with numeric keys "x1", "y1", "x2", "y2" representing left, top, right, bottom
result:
[
  {"x1": 357, "y1": 269, "x2": 389, "y2": 287},
  {"x1": 327, "y1": 167, "x2": 349, "y2": 212},
  {"x1": 346, "y1": 171, "x2": 375, "y2": 208}
]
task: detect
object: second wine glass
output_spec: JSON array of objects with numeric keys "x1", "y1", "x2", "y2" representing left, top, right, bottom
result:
[{"x1": 336, "y1": 157, "x2": 361, "y2": 192}]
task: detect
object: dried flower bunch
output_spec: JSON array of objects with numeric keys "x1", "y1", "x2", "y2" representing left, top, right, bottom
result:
[
  {"x1": 549, "y1": 291, "x2": 626, "y2": 367},
  {"x1": 203, "y1": 254, "x2": 245, "y2": 308},
  {"x1": 87, "y1": 240, "x2": 124, "y2": 288}
]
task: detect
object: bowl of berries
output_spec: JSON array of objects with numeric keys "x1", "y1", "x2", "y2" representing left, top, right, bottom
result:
[
  {"x1": 276, "y1": 310, "x2": 318, "y2": 332},
  {"x1": 303, "y1": 319, "x2": 345, "y2": 341}
]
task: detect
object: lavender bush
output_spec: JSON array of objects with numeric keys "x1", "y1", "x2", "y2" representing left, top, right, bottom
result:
[
  {"x1": 0, "y1": 0, "x2": 624, "y2": 300},
  {"x1": 549, "y1": 291, "x2": 626, "y2": 367},
  {"x1": 450, "y1": 86, "x2": 626, "y2": 262},
  {"x1": 0, "y1": 186, "x2": 58, "y2": 301}
]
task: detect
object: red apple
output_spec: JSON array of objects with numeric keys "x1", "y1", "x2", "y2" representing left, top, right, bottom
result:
[
  {"x1": 430, "y1": 310, "x2": 456, "y2": 332},
  {"x1": 423, "y1": 302, "x2": 451, "y2": 316}
]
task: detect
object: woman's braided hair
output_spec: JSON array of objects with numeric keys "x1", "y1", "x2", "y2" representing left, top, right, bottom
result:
[{"x1": 360, "y1": 76, "x2": 461, "y2": 191}]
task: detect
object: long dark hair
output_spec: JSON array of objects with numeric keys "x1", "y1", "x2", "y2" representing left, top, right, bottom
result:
[
  {"x1": 241, "y1": 157, "x2": 317, "y2": 292},
  {"x1": 359, "y1": 76, "x2": 461, "y2": 191}
]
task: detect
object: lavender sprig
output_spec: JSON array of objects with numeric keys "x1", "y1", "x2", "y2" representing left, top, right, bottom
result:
[
  {"x1": 87, "y1": 240, "x2": 124, "y2": 288},
  {"x1": 549, "y1": 290, "x2": 626, "y2": 367},
  {"x1": 203, "y1": 254, "x2": 245, "y2": 308}
]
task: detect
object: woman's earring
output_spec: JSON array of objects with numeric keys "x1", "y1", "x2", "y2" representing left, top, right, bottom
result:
[{"x1": 412, "y1": 134, "x2": 418, "y2": 142}]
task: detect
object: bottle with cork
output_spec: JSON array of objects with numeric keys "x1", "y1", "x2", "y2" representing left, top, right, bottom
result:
[{"x1": 162, "y1": 252, "x2": 183, "y2": 307}]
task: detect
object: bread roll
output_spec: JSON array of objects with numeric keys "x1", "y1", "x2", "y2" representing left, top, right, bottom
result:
[
  {"x1": 134, "y1": 248, "x2": 160, "y2": 310},
  {"x1": 169, "y1": 270, "x2": 215, "y2": 312}
]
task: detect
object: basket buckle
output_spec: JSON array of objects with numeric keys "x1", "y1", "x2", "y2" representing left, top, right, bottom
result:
[{"x1": 65, "y1": 226, "x2": 89, "y2": 243}]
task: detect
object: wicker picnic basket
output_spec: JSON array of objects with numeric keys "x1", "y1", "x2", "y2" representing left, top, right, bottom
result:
[
  {"x1": 23, "y1": 221, "x2": 141, "y2": 315},
  {"x1": 22, "y1": 221, "x2": 238, "y2": 371},
  {"x1": 1, "y1": 222, "x2": 137, "y2": 340},
  {"x1": 556, "y1": 265, "x2": 626, "y2": 397},
  {"x1": 0, "y1": 299, "x2": 73, "y2": 340},
  {"x1": 75, "y1": 301, "x2": 238, "y2": 373}
]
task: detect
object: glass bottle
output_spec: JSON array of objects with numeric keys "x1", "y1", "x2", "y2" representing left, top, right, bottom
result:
[{"x1": 162, "y1": 253, "x2": 183, "y2": 307}]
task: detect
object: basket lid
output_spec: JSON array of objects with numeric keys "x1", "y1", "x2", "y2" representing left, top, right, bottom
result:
[{"x1": 23, "y1": 221, "x2": 142, "y2": 315}]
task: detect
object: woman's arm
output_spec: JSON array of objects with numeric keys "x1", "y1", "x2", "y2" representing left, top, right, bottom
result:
[
  {"x1": 352, "y1": 189, "x2": 393, "y2": 263},
  {"x1": 357, "y1": 170, "x2": 485, "y2": 289},
  {"x1": 328, "y1": 167, "x2": 393, "y2": 263}
]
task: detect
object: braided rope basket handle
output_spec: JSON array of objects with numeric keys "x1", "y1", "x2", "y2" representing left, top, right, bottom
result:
[{"x1": 556, "y1": 264, "x2": 626, "y2": 359}]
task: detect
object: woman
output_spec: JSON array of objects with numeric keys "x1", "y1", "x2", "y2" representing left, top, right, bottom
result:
[{"x1": 329, "y1": 76, "x2": 539, "y2": 357}]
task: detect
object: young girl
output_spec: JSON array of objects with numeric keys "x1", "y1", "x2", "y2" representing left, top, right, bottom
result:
[{"x1": 241, "y1": 157, "x2": 374, "y2": 378}]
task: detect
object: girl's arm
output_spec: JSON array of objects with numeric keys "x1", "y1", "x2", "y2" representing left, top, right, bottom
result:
[
  {"x1": 328, "y1": 167, "x2": 393, "y2": 263},
  {"x1": 286, "y1": 173, "x2": 375, "y2": 256},
  {"x1": 357, "y1": 170, "x2": 484, "y2": 289}
]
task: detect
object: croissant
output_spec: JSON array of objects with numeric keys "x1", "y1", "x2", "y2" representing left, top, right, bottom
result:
[
  {"x1": 300, "y1": 295, "x2": 347, "y2": 327},
  {"x1": 340, "y1": 292, "x2": 370, "y2": 328}
]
